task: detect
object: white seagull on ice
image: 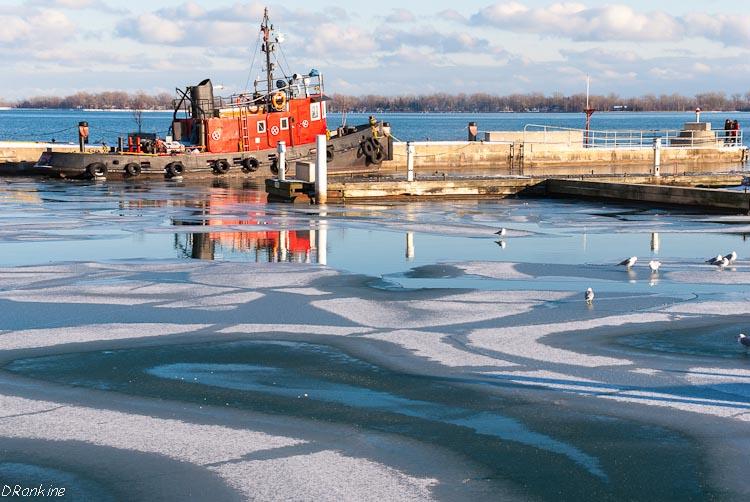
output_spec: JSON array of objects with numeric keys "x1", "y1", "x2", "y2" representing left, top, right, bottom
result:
[
  {"x1": 618, "y1": 256, "x2": 638, "y2": 268},
  {"x1": 738, "y1": 334, "x2": 750, "y2": 351},
  {"x1": 649, "y1": 260, "x2": 661, "y2": 273},
  {"x1": 725, "y1": 251, "x2": 738, "y2": 264},
  {"x1": 495, "y1": 228, "x2": 507, "y2": 237},
  {"x1": 706, "y1": 255, "x2": 723, "y2": 265},
  {"x1": 585, "y1": 288, "x2": 594, "y2": 304}
]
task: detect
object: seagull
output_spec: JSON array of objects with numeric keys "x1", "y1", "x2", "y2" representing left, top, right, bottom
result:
[
  {"x1": 738, "y1": 333, "x2": 750, "y2": 351},
  {"x1": 706, "y1": 255, "x2": 723, "y2": 265},
  {"x1": 717, "y1": 257, "x2": 730, "y2": 269},
  {"x1": 725, "y1": 251, "x2": 738, "y2": 264},
  {"x1": 495, "y1": 228, "x2": 507, "y2": 237},
  {"x1": 618, "y1": 256, "x2": 637, "y2": 268},
  {"x1": 649, "y1": 260, "x2": 661, "y2": 273},
  {"x1": 585, "y1": 287, "x2": 594, "y2": 304}
]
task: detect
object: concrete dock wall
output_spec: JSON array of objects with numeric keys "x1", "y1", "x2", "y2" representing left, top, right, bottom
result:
[
  {"x1": 0, "y1": 142, "x2": 82, "y2": 164},
  {"x1": 546, "y1": 179, "x2": 750, "y2": 213},
  {"x1": 381, "y1": 141, "x2": 747, "y2": 176}
]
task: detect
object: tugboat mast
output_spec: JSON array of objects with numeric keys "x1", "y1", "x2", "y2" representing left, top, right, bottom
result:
[{"x1": 261, "y1": 8, "x2": 274, "y2": 105}]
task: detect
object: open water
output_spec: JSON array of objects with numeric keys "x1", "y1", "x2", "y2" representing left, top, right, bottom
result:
[{"x1": 1, "y1": 109, "x2": 749, "y2": 146}]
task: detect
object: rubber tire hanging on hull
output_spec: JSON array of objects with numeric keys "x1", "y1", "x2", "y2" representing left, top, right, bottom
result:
[
  {"x1": 213, "y1": 159, "x2": 230, "y2": 175},
  {"x1": 241, "y1": 157, "x2": 260, "y2": 173},
  {"x1": 86, "y1": 162, "x2": 107, "y2": 178},
  {"x1": 165, "y1": 162, "x2": 185, "y2": 178},
  {"x1": 360, "y1": 137, "x2": 384, "y2": 165},
  {"x1": 270, "y1": 159, "x2": 288, "y2": 175},
  {"x1": 326, "y1": 146, "x2": 334, "y2": 162},
  {"x1": 124, "y1": 163, "x2": 141, "y2": 177}
]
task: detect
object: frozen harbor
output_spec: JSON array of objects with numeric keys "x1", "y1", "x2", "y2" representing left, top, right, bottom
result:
[{"x1": 0, "y1": 178, "x2": 749, "y2": 500}]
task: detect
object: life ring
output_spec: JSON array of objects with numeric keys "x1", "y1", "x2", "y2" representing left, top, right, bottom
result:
[
  {"x1": 85, "y1": 162, "x2": 107, "y2": 178},
  {"x1": 124, "y1": 163, "x2": 141, "y2": 177},
  {"x1": 271, "y1": 91, "x2": 286, "y2": 111},
  {"x1": 211, "y1": 130, "x2": 222, "y2": 141},
  {"x1": 241, "y1": 157, "x2": 260, "y2": 173},
  {"x1": 213, "y1": 159, "x2": 230, "y2": 174},
  {"x1": 249, "y1": 105, "x2": 259, "y2": 114},
  {"x1": 165, "y1": 161, "x2": 185, "y2": 178},
  {"x1": 270, "y1": 125, "x2": 280, "y2": 136},
  {"x1": 301, "y1": 120, "x2": 309, "y2": 128}
]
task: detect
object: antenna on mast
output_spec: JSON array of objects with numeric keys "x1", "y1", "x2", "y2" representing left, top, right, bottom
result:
[{"x1": 261, "y1": 7, "x2": 275, "y2": 106}]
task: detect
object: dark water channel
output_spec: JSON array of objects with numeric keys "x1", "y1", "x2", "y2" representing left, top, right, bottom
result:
[{"x1": 6, "y1": 340, "x2": 713, "y2": 501}]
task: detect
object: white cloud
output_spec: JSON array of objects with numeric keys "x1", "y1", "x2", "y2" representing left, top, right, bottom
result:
[
  {"x1": 384, "y1": 8, "x2": 416, "y2": 24},
  {"x1": 469, "y1": 2, "x2": 750, "y2": 47},
  {"x1": 0, "y1": 9, "x2": 76, "y2": 47}
]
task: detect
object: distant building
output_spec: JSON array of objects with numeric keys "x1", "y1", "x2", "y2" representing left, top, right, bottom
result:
[{"x1": 612, "y1": 105, "x2": 629, "y2": 112}]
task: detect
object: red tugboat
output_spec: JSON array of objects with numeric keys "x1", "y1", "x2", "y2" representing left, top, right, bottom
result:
[{"x1": 35, "y1": 8, "x2": 392, "y2": 180}]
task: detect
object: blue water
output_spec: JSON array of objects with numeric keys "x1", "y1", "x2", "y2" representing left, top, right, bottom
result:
[{"x1": 1, "y1": 109, "x2": 748, "y2": 146}]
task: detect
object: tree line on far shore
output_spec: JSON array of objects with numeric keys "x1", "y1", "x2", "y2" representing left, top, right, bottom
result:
[{"x1": 2, "y1": 90, "x2": 750, "y2": 112}]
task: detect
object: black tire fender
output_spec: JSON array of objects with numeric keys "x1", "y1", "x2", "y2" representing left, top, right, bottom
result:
[
  {"x1": 165, "y1": 161, "x2": 185, "y2": 178},
  {"x1": 124, "y1": 163, "x2": 141, "y2": 177},
  {"x1": 85, "y1": 162, "x2": 107, "y2": 178},
  {"x1": 213, "y1": 159, "x2": 230, "y2": 174},
  {"x1": 270, "y1": 159, "x2": 288, "y2": 175},
  {"x1": 241, "y1": 157, "x2": 260, "y2": 173},
  {"x1": 361, "y1": 138, "x2": 375, "y2": 158}
]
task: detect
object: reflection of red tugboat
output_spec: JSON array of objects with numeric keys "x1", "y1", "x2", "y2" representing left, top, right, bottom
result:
[
  {"x1": 173, "y1": 190, "x2": 317, "y2": 262},
  {"x1": 35, "y1": 8, "x2": 392, "y2": 180}
]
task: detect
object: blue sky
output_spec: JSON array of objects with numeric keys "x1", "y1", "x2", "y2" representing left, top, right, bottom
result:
[{"x1": 2, "y1": 0, "x2": 750, "y2": 99}]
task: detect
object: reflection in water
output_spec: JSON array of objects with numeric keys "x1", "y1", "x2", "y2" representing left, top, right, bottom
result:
[
  {"x1": 172, "y1": 190, "x2": 319, "y2": 263},
  {"x1": 406, "y1": 231, "x2": 414, "y2": 260},
  {"x1": 651, "y1": 232, "x2": 660, "y2": 253}
]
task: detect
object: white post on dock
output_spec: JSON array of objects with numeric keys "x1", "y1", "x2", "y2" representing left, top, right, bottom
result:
[
  {"x1": 406, "y1": 141, "x2": 415, "y2": 182},
  {"x1": 277, "y1": 141, "x2": 286, "y2": 181},
  {"x1": 315, "y1": 135, "x2": 327, "y2": 204},
  {"x1": 653, "y1": 137, "x2": 661, "y2": 177},
  {"x1": 406, "y1": 232, "x2": 415, "y2": 260}
]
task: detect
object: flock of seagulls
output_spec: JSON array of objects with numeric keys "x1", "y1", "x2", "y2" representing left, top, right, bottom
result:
[{"x1": 495, "y1": 226, "x2": 745, "y2": 352}]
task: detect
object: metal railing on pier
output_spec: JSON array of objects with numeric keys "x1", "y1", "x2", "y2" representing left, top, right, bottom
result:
[{"x1": 522, "y1": 124, "x2": 744, "y2": 149}]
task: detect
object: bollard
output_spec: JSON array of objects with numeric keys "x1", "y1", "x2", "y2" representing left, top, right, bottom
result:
[
  {"x1": 406, "y1": 232, "x2": 414, "y2": 260},
  {"x1": 315, "y1": 135, "x2": 327, "y2": 204},
  {"x1": 277, "y1": 141, "x2": 286, "y2": 181},
  {"x1": 468, "y1": 122, "x2": 478, "y2": 142},
  {"x1": 651, "y1": 232, "x2": 660, "y2": 253},
  {"x1": 78, "y1": 121, "x2": 89, "y2": 152},
  {"x1": 406, "y1": 141, "x2": 415, "y2": 182},
  {"x1": 653, "y1": 137, "x2": 661, "y2": 177},
  {"x1": 117, "y1": 137, "x2": 123, "y2": 153}
]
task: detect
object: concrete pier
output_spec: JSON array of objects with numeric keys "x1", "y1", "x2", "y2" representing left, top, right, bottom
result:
[
  {"x1": 546, "y1": 179, "x2": 750, "y2": 213},
  {"x1": 380, "y1": 140, "x2": 747, "y2": 175}
]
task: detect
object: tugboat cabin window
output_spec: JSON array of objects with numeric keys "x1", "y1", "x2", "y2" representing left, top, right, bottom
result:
[
  {"x1": 321, "y1": 101, "x2": 327, "y2": 119},
  {"x1": 310, "y1": 102, "x2": 321, "y2": 121},
  {"x1": 257, "y1": 121, "x2": 266, "y2": 134},
  {"x1": 280, "y1": 117, "x2": 289, "y2": 130}
]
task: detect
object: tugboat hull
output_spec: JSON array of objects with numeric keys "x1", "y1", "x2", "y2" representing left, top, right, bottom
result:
[{"x1": 34, "y1": 123, "x2": 392, "y2": 180}]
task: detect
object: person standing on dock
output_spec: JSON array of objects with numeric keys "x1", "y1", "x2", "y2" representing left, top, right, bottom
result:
[
  {"x1": 733, "y1": 120, "x2": 741, "y2": 145},
  {"x1": 725, "y1": 119, "x2": 733, "y2": 145}
]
